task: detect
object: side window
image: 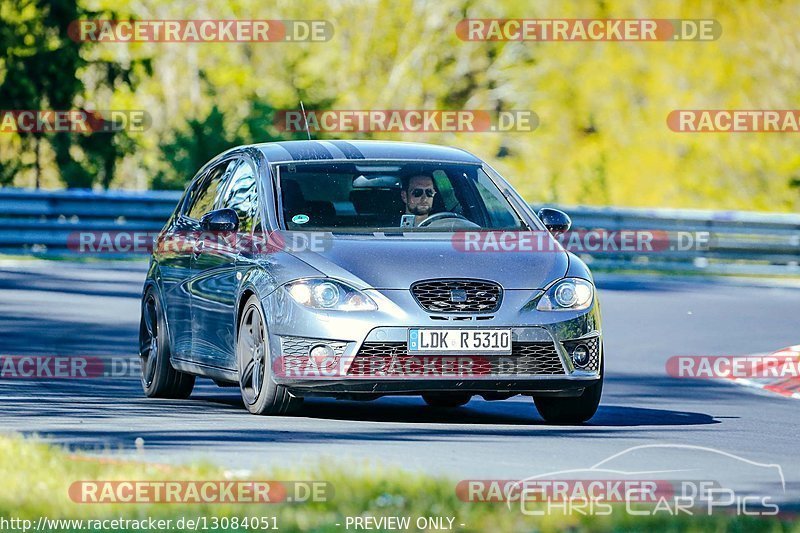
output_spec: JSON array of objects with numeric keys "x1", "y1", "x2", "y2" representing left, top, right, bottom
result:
[
  {"x1": 474, "y1": 171, "x2": 518, "y2": 228},
  {"x1": 252, "y1": 213, "x2": 263, "y2": 236},
  {"x1": 186, "y1": 161, "x2": 232, "y2": 220},
  {"x1": 221, "y1": 159, "x2": 258, "y2": 232}
]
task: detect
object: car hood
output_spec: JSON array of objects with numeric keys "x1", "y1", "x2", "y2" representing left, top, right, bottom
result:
[{"x1": 283, "y1": 234, "x2": 569, "y2": 290}]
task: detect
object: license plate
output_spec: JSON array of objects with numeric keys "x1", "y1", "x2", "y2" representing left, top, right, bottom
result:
[{"x1": 408, "y1": 329, "x2": 512, "y2": 354}]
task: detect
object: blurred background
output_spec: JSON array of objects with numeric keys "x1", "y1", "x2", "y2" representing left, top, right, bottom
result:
[{"x1": 1, "y1": 0, "x2": 799, "y2": 212}]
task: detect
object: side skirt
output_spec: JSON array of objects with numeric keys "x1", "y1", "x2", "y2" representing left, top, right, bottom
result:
[{"x1": 171, "y1": 357, "x2": 238, "y2": 384}]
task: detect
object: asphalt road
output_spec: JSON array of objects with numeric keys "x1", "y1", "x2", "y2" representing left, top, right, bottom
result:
[{"x1": 1, "y1": 259, "x2": 799, "y2": 505}]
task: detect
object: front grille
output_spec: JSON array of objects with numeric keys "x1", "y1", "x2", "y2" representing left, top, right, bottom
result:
[
  {"x1": 348, "y1": 341, "x2": 564, "y2": 377},
  {"x1": 411, "y1": 279, "x2": 502, "y2": 313}
]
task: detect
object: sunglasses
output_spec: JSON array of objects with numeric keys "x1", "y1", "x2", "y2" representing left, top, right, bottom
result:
[{"x1": 410, "y1": 187, "x2": 436, "y2": 198}]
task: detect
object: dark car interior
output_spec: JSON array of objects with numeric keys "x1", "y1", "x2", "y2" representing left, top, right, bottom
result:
[
  {"x1": 281, "y1": 177, "x2": 455, "y2": 229},
  {"x1": 274, "y1": 161, "x2": 524, "y2": 231},
  {"x1": 278, "y1": 162, "x2": 453, "y2": 229}
]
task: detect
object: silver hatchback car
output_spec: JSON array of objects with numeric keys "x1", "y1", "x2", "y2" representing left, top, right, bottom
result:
[{"x1": 140, "y1": 140, "x2": 603, "y2": 423}]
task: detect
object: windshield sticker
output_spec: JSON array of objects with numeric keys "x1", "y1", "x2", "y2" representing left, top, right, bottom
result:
[{"x1": 291, "y1": 214, "x2": 310, "y2": 225}]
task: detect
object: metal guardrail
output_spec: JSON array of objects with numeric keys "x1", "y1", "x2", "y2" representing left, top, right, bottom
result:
[
  {"x1": 532, "y1": 204, "x2": 800, "y2": 276},
  {"x1": 0, "y1": 188, "x2": 798, "y2": 276},
  {"x1": 0, "y1": 189, "x2": 180, "y2": 254}
]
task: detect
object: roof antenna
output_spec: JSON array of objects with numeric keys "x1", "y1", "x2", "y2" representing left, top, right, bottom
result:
[{"x1": 300, "y1": 101, "x2": 312, "y2": 141}]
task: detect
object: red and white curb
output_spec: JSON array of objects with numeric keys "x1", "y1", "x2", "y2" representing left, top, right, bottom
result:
[{"x1": 722, "y1": 345, "x2": 800, "y2": 399}]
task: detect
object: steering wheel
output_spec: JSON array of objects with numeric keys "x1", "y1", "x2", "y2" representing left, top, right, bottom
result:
[{"x1": 417, "y1": 211, "x2": 472, "y2": 228}]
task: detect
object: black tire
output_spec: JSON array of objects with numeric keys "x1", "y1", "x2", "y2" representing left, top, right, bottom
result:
[
  {"x1": 139, "y1": 289, "x2": 195, "y2": 399},
  {"x1": 422, "y1": 393, "x2": 471, "y2": 408},
  {"x1": 237, "y1": 295, "x2": 302, "y2": 415},
  {"x1": 534, "y1": 359, "x2": 603, "y2": 424}
]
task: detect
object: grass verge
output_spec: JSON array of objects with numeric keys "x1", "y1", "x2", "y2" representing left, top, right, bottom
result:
[{"x1": 0, "y1": 435, "x2": 797, "y2": 532}]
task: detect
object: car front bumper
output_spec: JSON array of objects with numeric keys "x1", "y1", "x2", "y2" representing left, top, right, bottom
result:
[{"x1": 262, "y1": 286, "x2": 602, "y2": 397}]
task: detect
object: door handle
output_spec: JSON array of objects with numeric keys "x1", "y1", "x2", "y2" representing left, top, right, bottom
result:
[{"x1": 192, "y1": 240, "x2": 205, "y2": 258}]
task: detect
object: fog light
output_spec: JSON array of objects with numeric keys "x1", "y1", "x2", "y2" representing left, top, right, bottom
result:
[
  {"x1": 309, "y1": 344, "x2": 337, "y2": 368},
  {"x1": 572, "y1": 345, "x2": 590, "y2": 367}
]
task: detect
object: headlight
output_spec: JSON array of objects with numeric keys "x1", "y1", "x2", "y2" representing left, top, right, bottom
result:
[
  {"x1": 537, "y1": 278, "x2": 594, "y2": 311},
  {"x1": 284, "y1": 279, "x2": 377, "y2": 311}
]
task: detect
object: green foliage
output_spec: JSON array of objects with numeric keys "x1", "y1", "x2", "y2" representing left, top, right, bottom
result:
[
  {"x1": 153, "y1": 105, "x2": 241, "y2": 190},
  {"x1": 0, "y1": 157, "x2": 26, "y2": 186},
  {"x1": 1, "y1": 0, "x2": 799, "y2": 210},
  {"x1": 0, "y1": 0, "x2": 146, "y2": 188},
  {"x1": 153, "y1": 98, "x2": 323, "y2": 190}
]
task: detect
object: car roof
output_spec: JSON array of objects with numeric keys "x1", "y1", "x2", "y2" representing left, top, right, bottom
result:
[{"x1": 254, "y1": 140, "x2": 483, "y2": 164}]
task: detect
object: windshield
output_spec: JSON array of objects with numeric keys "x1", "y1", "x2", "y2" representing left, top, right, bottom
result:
[{"x1": 275, "y1": 161, "x2": 527, "y2": 232}]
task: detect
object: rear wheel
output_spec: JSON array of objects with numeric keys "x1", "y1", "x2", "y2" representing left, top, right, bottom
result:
[
  {"x1": 139, "y1": 289, "x2": 195, "y2": 399},
  {"x1": 237, "y1": 295, "x2": 302, "y2": 415},
  {"x1": 534, "y1": 360, "x2": 603, "y2": 424},
  {"x1": 422, "y1": 393, "x2": 471, "y2": 408}
]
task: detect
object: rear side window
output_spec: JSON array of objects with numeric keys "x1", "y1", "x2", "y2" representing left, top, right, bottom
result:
[{"x1": 186, "y1": 161, "x2": 233, "y2": 220}]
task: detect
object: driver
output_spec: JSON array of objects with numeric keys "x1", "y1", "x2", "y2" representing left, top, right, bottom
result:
[{"x1": 400, "y1": 174, "x2": 437, "y2": 226}]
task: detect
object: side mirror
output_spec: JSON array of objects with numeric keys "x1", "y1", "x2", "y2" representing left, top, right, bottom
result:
[
  {"x1": 200, "y1": 208, "x2": 239, "y2": 232},
  {"x1": 538, "y1": 208, "x2": 571, "y2": 234}
]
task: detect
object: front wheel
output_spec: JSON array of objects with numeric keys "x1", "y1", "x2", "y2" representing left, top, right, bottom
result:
[
  {"x1": 534, "y1": 360, "x2": 603, "y2": 424},
  {"x1": 237, "y1": 295, "x2": 302, "y2": 415}
]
